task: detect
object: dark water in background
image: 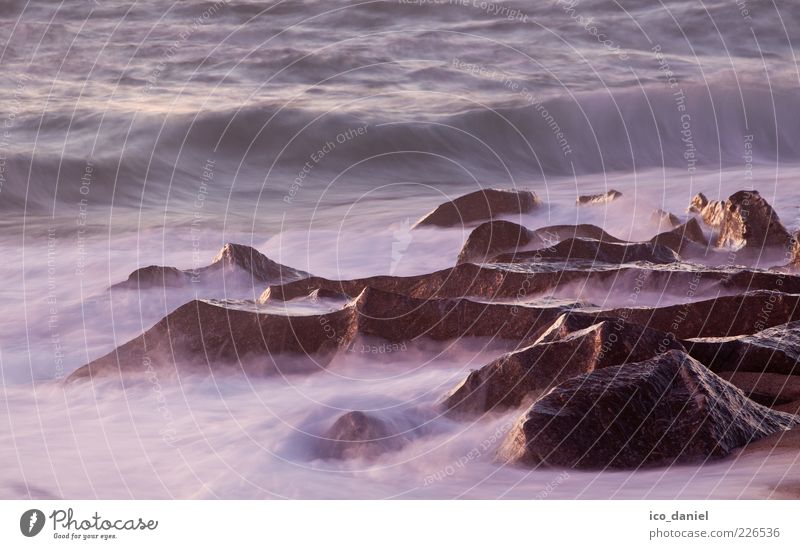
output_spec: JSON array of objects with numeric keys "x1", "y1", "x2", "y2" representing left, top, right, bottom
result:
[{"x1": 2, "y1": 0, "x2": 800, "y2": 498}]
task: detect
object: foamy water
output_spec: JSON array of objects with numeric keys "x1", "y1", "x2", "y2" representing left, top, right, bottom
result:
[{"x1": 2, "y1": 0, "x2": 800, "y2": 498}]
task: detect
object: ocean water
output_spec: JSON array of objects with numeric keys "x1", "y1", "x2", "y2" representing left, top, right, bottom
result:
[{"x1": 2, "y1": 0, "x2": 800, "y2": 499}]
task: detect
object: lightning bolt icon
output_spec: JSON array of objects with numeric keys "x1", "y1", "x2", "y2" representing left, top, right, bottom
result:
[{"x1": 28, "y1": 510, "x2": 39, "y2": 533}]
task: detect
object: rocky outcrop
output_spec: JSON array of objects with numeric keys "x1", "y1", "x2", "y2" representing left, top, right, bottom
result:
[
  {"x1": 315, "y1": 411, "x2": 407, "y2": 460},
  {"x1": 684, "y1": 321, "x2": 800, "y2": 376},
  {"x1": 651, "y1": 209, "x2": 682, "y2": 229},
  {"x1": 649, "y1": 218, "x2": 708, "y2": 257},
  {"x1": 111, "y1": 243, "x2": 309, "y2": 290},
  {"x1": 529, "y1": 224, "x2": 627, "y2": 245},
  {"x1": 497, "y1": 351, "x2": 798, "y2": 469},
  {"x1": 714, "y1": 191, "x2": 792, "y2": 250},
  {"x1": 716, "y1": 371, "x2": 800, "y2": 409},
  {"x1": 443, "y1": 315, "x2": 683, "y2": 416},
  {"x1": 576, "y1": 189, "x2": 622, "y2": 205},
  {"x1": 689, "y1": 193, "x2": 726, "y2": 228},
  {"x1": 68, "y1": 287, "x2": 574, "y2": 381},
  {"x1": 456, "y1": 220, "x2": 532, "y2": 264},
  {"x1": 608, "y1": 291, "x2": 800, "y2": 339},
  {"x1": 68, "y1": 300, "x2": 359, "y2": 381},
  {"x1": 414, "y1": 189, "x2": 539, "y2": 228},
  {"x1": 491, "y1": 238, "x2": 678, "y2": 265}
]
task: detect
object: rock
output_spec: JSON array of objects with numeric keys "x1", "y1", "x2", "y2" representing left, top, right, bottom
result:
[
  {"x1": 491, "y1": 238, "x2": 678, "y2": 265},
  {"x1": 649, "y1": 218, "x2": 708, "y2": 257},
  {"x1": 456, "y1": 220, "x2": 532, "y2": 264},
  {"x1": 116, "y1": 265, "x2": 190, "y2": 290},
  {"x1": 111, "y1": 243, "x2": 309, "y2": 290},
  {"x1": 790, "y1": 231, "x2": 800, "y2": 270},
  {"x1": 715, "y1": 190, "x2": 792, "y2": 250},
  {"x1": 689, "y1": 192, "x2": 726, "y2": 228},
  {"x1": 717, "y1": 371, "x2": 800, "y2": 409},
  {"x1": 315, "y1": 411, "x2": 406, "y2": 460},
  {"x1": 414, "y1": 189, "x2": 539, "y2": 228},
  {"x1": 608, "y1": 291, "x2": 800, "y2": 339},
  {"x1": 651, "y1": 209, "x2": 682, "y2": 229},
  {"x1": 497, "y1": 350, "x2": 798, "y2": 469},
  {"x1": 444, "y1": 316, "x2": 683, "y2": 417},
  {"x1": 67, "y1": 300, "x2": 359, "y2": 381},
  {"x1": 576, "y1": 189, "x2": 622, "y2": 205},
  {"x1": 685, "y1": 320, "x2": 800, "y2": 376},
  {"x1": 529, "y1": 224, "x2": 628, "y2": 245}
]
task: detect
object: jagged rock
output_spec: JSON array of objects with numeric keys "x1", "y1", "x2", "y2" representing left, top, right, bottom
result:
[
  {"x1": 576, "y1": 189, "x2": 622, "y2": 205},
  {"x1": 685, "y1": 321, "x2": 800, "y2": 376},
  {"x1": 715, "y1": 190, "x2": 792, "y2": 250},
  {"x1": 315, "y1": 411, "x2": 406, "y2": 460},
  {"x1": 689, "y1": 192, "x2": 726, "y2": 227},
  {"x1": 116, "y1": 265, "x2": 190, "y2": 290},
  {"x1": 651, "y1": 209, "x2": 682, "y2": 229},
  {"x1": 529, "y1": 224, "x2": 627, "y2": 245},
  {"x1": 717, "y1": 371, "x2": 800, "y2": 409},
  {"x1": 456, "y1": 220, "x2": 532, "y2": 264},
  {"x1": 68, "y1": 287, "x2": 572, "y2": 380},
  {"x1": 67, "y1": 300, "x2": 358, "y2": 381},
  {"x1": 491, "y1": 238, "x2": 679, "y2": 265},
  {"x1": 444, "y1": 315, "x2": 683, "y2": 417},
  {"x1": 649, "y1": 218, "x2": 709, "y2": 257},
  {"x1": 414, "y1": 189, "x2": 539, "y2": 228},
  {"x1": 111, "y1": 243, "x2": 309, "y2": 290},
  {"x1": 608, "y1": 291, "x2": 800, "y2": 339},
  {"x1": 497, "y1": 350, "x2": 799, "y2": 469},
  {"x1": 262, "y1": 261, "x2": 800, "y2": 304}
]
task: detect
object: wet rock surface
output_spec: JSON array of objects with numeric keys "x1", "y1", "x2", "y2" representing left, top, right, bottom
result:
[
  {"x1": 415, "y1": 189, "x2": 539, "y2": 228},
  {"x1": 497, "y1": 351, "x2": 799, "y2": 469},
  {"x1": 577, "y1": 189, "x2": 622, "y2": 205},
  {"x1": 112, "y1": 243, "x2": 309, "y2": 290},
  {"x1": 443, "y1": 315, "x2": 683, "y2": 416},
  {"x1": 689, "y1": 193, "x2": 726, "y2": 228},
  {"x1": 315, "y1": 411, "x2": 407, "y2": 460},
  {"x1": 714, "y1": 190, "x2": 792, "y2": 250},
  {"x1": 491, "y1": 238, "x2": 679, "y2": 265},
  {"x1": 456, "y1": 220, "x2": 532, "y2": 264}
]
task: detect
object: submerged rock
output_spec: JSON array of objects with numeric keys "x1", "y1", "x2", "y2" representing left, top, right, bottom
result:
[
  {"x1": 315, "y1": 411, "x2": 407, "y2": 460},
  {"x1": 576, "y1": 189, "x2": 622, "y2": 205},
  {"x1": 414, "y1": 189, "x2": 539, "y2": 228},
  {"x1": 685, "y1": 320, "x2": 800, "y2": 376},
  {"x1": 529, "y1": 224, "x2": 628, "y2": 245},
  {"x1": 443, "y1": 316, "x2": 683, "y2": 417},
  {"x1": 111, "y1": 243, "x2": 309, "y2": 290},
  {"x1": 491, "y1": 238, "x2": 678, "y2": 265},
  {"x1": 497, "y1": 350, "x2": 798, "y2": 469},
  {"x1": 456, "y1": 220, "x2": 532, "y2": 264},
  {"x1": 714, "y1": 190, "x2": 792, "y2": 250},
  {"x1": 651, "y1": 209, "x2": 682, "y2": 229}
]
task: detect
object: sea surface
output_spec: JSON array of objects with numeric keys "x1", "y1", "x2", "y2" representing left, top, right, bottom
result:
[{"x1": 2, "y1": 0, "x2": 800, "y2": 498}]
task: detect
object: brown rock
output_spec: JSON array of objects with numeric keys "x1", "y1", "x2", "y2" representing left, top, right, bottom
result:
[
  {"x1": 111, "y1": 243, "x2": 309, "y2": 290},
  {"x1": 689, "y1": 192, "x2": 726, "y2": 228},
  {"x1": 576, "y1": 189, "x2": 622, "y2": 205},
  {"x1": 444, "y1": 316, "x2": 683, "y2": 417},
  {"x1": 529, "y1": 224, "x2": 627, "y2": 245},
  {"x1": 685, "y1": 320, "x2": 800, "y2": 376},
  {"x1": 497, "y1": 350, "x2": 798, "y2": 469},
  {"x1": 315, "y1": 411, "x2": 407, "y2": 460},
  {"x1": 715, "y1": 190, "x2": 792, "y2": 250},
  {"x1": 651, "y1": 209, "x2": 682, "y2": 229},
  {"x1": 491, "y1": 238, "x2": 678, "y2": 265},
  {"x1": 649, "y1": 218, "x2": 709, "y2": 257},
  {"x1": 717, "y1": 371, "x2": 800, "y2": 409},
  {"x1": 67, "y1": 300, "x2": 358, "y2": 381},
  {"x1": 414, "y1": 189, "x2": 539, "y2": 228},
  {"x1": 456, "y1": 220, "x2": 532, "y2": 264}
]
